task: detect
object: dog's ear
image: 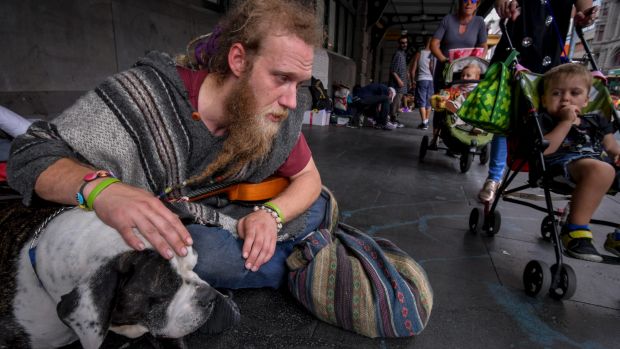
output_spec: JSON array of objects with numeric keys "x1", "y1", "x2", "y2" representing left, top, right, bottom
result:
[
  {"x1": 199, "y1": 293, "x2": 241, "y2": 334},
  {"x1": 56, "y1": 253, "x2": 132, "y2": 349}
]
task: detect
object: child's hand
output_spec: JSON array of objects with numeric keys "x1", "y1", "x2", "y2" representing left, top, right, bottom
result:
[{"x1": 557, "y1": 105, "x2": 580, "y2": 124}]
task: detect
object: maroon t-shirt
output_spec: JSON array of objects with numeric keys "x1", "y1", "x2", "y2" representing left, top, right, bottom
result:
[{"x1": 176, "y1": 66, "x2": 311, "y2": 177}]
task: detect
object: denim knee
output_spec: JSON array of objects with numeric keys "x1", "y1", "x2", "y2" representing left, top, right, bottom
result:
[
  {"x1": 186, "y1": 193, "x2": 328, "y2": 289},
  {"x1": 302, "y1": 190, "x2": 329, "y2": 235},
  {"x1": 188, "y1": 225, "x2": 291, "y2": 289}
]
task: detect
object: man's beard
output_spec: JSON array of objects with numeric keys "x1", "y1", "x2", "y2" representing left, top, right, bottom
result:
[{"x1": 200, "y1": 72, "x2": 289, "y2": 182}]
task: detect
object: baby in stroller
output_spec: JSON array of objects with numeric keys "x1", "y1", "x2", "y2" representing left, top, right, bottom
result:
[
  {"x1": 435, "y1": 62, "x2": 482, "y2": 121},
  {"x1": 540, "y1": 63, "x2": 620, "y2": 262},
  {"x1": 420, "y1": 58, "x2": 492, "y2": 173}
]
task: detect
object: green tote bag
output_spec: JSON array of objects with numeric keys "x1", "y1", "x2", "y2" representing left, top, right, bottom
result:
[{"x1": 457, "y1": 50, "x2": 519, "y2": 135}]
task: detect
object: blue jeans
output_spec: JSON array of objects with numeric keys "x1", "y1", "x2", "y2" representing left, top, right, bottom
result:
[
  {"x1": 188, "y1": 192, "x2": 328, "y2": 289},
  {"x1": 488, "y1": 135, "x2": 507, "y2": 181}
]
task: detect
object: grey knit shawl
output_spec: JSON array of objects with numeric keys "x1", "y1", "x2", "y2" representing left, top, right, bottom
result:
[{"x1": 8, "y1": 51, "x2": 309, "y2": 238}]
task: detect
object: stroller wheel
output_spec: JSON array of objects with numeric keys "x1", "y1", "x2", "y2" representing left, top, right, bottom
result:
[
  {"x1": 479, "y1": 144, "x2": 489, "y2": 165},
  {"x1": 523, "y1": 260, "x2": 552, "y2": 297},
  {"x1": 540, "y1": 215, "x2": 555, "y2": 241},
  {"x1": 459, "y1": 150, "x2": 473, "y2": 173},
  {"x1": 485, "y1": 210, "x2": 501, "y2": 236},
  {"x1": 549, "y1": 263, "x2": 577, "y2": 300},
  {"x1": 468, "y1": 207, "x2": 483, "y2": 234},
  {"x1": 419, "y1": 135, "x2": 429, "y2": 162}
]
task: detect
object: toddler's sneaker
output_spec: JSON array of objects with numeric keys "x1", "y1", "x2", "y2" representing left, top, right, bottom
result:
[
  {"x1": 604, "y1": 230, "x2": 620, "y2": 257},
  {"x1": 561, "y1": 228, "x2": 603, "y2": 262}
]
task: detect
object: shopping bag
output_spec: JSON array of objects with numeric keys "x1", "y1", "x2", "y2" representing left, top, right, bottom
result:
[{"x1": 457, "y1": 50, "x2": 519, "y2": 135}]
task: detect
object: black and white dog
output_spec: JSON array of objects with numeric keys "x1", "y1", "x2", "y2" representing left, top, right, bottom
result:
[{"x1": 0, "y1": 207, "x2": 239, "y2": 349}]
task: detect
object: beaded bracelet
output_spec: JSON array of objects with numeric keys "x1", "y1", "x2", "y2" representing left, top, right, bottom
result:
[
  {"x1": 254, "y1": 205, "x2": 283, "y2": 233},
  {"x1": 263, "y1": 201, "x2": 285, "y2": 224}
]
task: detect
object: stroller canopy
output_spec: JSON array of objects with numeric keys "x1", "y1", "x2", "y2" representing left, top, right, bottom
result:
[
  {"x1": 444, "y1": 56, "x2": 490, "y2": 85},
  {"x1": 516, "y1": 68, "x2": 618, "y2": 125}
]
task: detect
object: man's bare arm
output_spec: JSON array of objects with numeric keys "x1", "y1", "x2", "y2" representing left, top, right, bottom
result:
[
  {"x1": 35, "y1": 158, "x2": 192, "y2": 259},
  {"x1": 237, "y1": 157, "x2": 322, "y2": 271},
  {"x1": 268, "y1": 157, "x2": 322, "y2": 221}
]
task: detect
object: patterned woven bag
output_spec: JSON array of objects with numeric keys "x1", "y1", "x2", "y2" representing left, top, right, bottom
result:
[
  {"x1": 287, "y1": 223, "x2": 433, "y2": 338},
  {"x1": 457, "y1": 50, "x2": 519, "y2": 135}
]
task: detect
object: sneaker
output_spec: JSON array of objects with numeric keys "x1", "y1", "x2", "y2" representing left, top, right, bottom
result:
[
  {"x1": 396, "y1": 122, "x2": 405, "y2": 128},
  {"x1": 376, "y1": 122, "x2": 396, "y2": 130},
  {"x1": 384, "y1": 122, "x2": 397, "y2": 130},
  {"x1": 561, "y1": 229, "x2": 603, "y2": 262},
  {"x1": 604, "y1": 231, "x2": 620, "y2": 257},
  {"x1": 417, "y1": 123, "x2": 425, "y2": 129},
  {"x1": 478, "y1": 179, "x2": 501, "y2": 203},
  {"x1": 422, "y1": 123, "x2": 429, "y2": 130}
]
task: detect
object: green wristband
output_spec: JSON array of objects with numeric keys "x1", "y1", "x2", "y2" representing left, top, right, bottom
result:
[
  {"x1": 86, "y1": 178, "x2": 121, "y2": 211},
  {"x1": 264, "y1": 201, "x2": 285, "y2": 224}
]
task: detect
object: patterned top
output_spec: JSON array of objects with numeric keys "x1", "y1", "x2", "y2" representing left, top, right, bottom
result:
[
  {"x1": 389, "y1": 49, "x2": 409, "y2": 94},
  {"x1": 492, "y1": 0, "x2": 575, "y2": 73},
  {"x1": 541, "y1": 112, "x2": 613, "y2": 155}
]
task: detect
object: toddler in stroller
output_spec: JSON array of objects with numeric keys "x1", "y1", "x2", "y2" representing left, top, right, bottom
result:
[
  {"x1": 419, "y1": 57, "x2": 493, "y2": 173},
  {"x1": 539, "y1": 63, "x2": 620, "y2": 262},
  {"x1": 468, "y1": 58, "x2": 620, "y2": 299}
]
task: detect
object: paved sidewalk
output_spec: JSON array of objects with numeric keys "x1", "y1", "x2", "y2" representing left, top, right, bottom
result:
[{"x1": 71, "y1": 110, "x2": 619, "y2": 349}]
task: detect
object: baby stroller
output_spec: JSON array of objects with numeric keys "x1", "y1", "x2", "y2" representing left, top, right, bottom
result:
[
  {"x1": 468, "y1": 27, "x2": 620, "y2": 300},
  {"x1": 419, "y1": 56, "x2": 494, "y2": 173}
]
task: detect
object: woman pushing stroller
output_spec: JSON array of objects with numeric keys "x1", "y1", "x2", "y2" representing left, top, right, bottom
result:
[{"x1": 540, "y1": 63, "x2": 620, "y2": 262}]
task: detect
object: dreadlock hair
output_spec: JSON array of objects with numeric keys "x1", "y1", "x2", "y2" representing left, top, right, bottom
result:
[{"x1": 206, "y1": 0, "x2": 320, "y2": 82}]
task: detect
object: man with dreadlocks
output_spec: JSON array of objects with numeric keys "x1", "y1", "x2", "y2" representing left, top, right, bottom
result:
[{"x1": 7, "y1": 0, "x2": 325, "y2": 289}]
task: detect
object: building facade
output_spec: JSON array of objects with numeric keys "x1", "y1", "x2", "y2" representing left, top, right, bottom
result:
[{"x1": 591, "y1": 0, "x2": 620, "y2": 94}]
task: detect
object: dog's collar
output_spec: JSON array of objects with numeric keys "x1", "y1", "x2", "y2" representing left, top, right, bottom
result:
[{"x1": 28, "y1": 207, "x2": 72, "y2": 281}]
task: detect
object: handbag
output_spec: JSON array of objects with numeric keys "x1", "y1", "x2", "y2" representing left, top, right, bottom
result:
[
  {"x1": 287, "y1": 223, "x2": 433, "y2": 338},
  {"x1": 457, "y1": 50, "x2": 519, "y2": 135}
]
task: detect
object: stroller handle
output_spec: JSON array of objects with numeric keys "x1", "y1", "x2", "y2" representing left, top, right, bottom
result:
[
  {"x1": 499, "y1": 20, "x2": 514, "y2": 52},
  {"x1": 574, "y1": 26, "x2": 599, "y2": 72}
]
